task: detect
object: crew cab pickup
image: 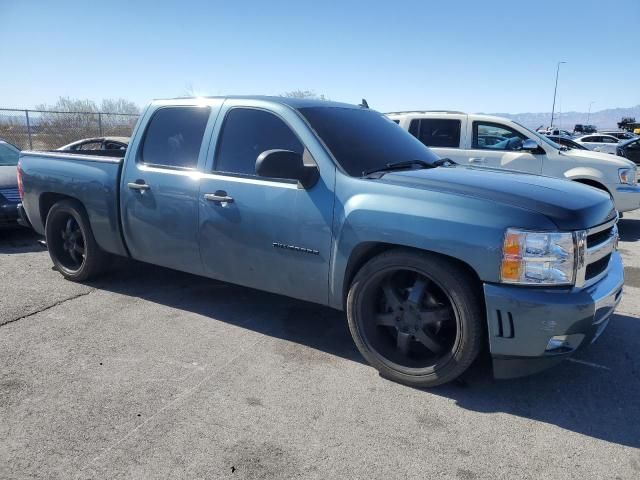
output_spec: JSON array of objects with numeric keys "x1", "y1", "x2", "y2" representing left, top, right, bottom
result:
[
  {"x1": 387, "y1": 111, "x2": 640, "y2": 213},
  {"x1": 18, "y1": 97, "x2": 623, "y2": 387}
]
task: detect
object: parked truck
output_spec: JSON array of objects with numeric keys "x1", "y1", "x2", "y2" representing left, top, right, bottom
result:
[
  {"x1": 18, "y1": 97, "x2": 623, "y2": 387},
  {"x1": 388, "y1": 111, "x2": 640, "y2": 213}
]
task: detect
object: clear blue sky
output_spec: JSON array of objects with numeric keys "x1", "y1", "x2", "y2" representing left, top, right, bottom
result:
[{"x1": 1, "y1": 0, "x2": 638, "y2": 113}]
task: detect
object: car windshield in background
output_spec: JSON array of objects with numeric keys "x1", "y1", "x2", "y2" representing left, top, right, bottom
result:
[
  {"x1": 298, "y1": 107, "x2": 439, "y2": 177},
  {"x1": 0, "y1": 142, "x2": 20, "y2": 166},
  {"x1": 513, "y1": 122, "x2": 564, "y2": 150}
]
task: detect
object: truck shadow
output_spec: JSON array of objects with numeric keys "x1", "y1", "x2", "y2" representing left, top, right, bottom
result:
[
  {"x1": 0, "y1": 228, "x2": 43, "y2": 254},
  {"x1": 90, "y1": 261, "x2": 640, "y2": 449},
  {"x1": 431, "y1": 314, "x2": 640, "y2": 449}
]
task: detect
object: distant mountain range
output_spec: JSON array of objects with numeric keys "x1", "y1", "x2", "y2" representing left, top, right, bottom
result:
[{"x1": 484, "y1": 105, "x2": 640, "y2": 130}]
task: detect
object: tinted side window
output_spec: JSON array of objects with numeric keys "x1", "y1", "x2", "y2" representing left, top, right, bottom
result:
[
  {"x1": 215, "y1": 108, "x2": 303, "y2": 176},
  {"x1": 141, "y1": 107, "x2": 210, "y2": 168},
  {"x1": 415, "y1": 119, "x2": 461, "y2": 148},
  {"x1": 105, "y1": 141, "x2": 126, "y2": 150},
  {"x1": 0, "y1": 144, "x2": 19, "y2": 166},
  {"x1": 409, "y1": 119, "x2": 420, "y2": 137},
  {"x1": 78, "y1": 141, "x2": 102, "y2": 151},
  {"x1": 473, "y1": 122, "x2": 526, "y2": 151},
  {"x1": 584, "y1": 136, "x2": 599, "y2": 142}
]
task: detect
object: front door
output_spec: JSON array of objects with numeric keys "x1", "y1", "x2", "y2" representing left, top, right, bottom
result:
[
  {"x1": 198, "y1": 103, "x2": 335, "y2": 305},
  {"x1": 120, "y1": 104, "x2": 213, "y2": 275},
  {"x1": 466, "y1": 121, "x2": 543, "y2": 174}
]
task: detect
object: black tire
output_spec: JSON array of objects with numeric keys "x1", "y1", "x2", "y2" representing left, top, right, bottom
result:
[
  {"x1": 45, "y1": 199, "x2": 108, "y2": 281},
  {"x1": 346, "y1": 249, "x2": 484, "y2": 388}
]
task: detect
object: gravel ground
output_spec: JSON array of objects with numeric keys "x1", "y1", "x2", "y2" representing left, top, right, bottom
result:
[{"x1": 1, "y1": 214, "x2": 639, "y2": 480}]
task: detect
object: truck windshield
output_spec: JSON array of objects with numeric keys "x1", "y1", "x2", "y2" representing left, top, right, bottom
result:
[{"x1": 298, "y1": 106, "x2": 439, "y2": 177}]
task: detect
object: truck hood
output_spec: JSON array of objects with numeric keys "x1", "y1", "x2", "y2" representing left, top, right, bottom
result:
[
  {"x1": 0, "y1": 165, "x2": 18, "y2": 189},
  {"x1": 381, "y1": 166, "x2": 616, "y2": 230},
  {"x1": 562, "y1": 148, "x2": 636, "y2": 168}
]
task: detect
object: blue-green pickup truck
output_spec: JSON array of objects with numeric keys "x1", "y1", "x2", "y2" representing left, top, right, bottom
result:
[{"x1": 17, "y1": 97, "x2": 623, "y2": 386}]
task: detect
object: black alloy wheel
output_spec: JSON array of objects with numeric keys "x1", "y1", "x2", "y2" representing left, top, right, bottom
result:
[
  {"x1": 45, "y1": 199, "x2": 108, "y2": 281},
  {"x1": 347, "y1": 249, "x2": 483, "y2": 387}
]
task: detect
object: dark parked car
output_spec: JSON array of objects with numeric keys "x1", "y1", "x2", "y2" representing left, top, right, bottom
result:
[
  {"x1": 0, "y1": 140, "x2": 21, "y2": 227},
  {"x1": 617, "y1": 136, "x2": 640, "y2": 165},
  {"x1": 547, "y1": 135, "x2": 589, "y2": 150},
  {"x1": 57, "y1": 137, "x2": 129, "y2": 156},
  {"x1": 574, "y1": 124, "x2": 597, "y2": 134}
]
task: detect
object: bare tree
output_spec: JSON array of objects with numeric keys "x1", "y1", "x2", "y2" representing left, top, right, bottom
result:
[
  {"x1": 32, "y1": 97, "x2": 140, "y2": 148},
  {"x1": 281, "y1": 90, "x2": 329, "y2": 100},
  {"x1": 100, "y1": 98, "x2": 140, "y2": 115}
]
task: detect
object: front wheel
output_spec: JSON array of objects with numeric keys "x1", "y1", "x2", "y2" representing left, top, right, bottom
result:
[
  {"x1": 45, "y1": 199, "x2": 108, "y2": 281},
  {"x1": 347, "y1": 249, "x2": 484, "y2": 387}
]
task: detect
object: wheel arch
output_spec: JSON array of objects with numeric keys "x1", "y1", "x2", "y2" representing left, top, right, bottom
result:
[
  {"x1": 341, "y1": 241, "x2": 482, "y2": 310},
  {"x1": 571, "y1": 178, "x2": 612, "y2": 195},
  {"x1": 39, "y1": 192, "x2": 83, "y2": 227},
  {"x1": 38, "y1": 192, "x2": 127, "y2": 256}
]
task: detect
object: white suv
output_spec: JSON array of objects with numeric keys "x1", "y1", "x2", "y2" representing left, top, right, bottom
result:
[{"x1": 387, "y1": 111, "x2": 640, "y2": 213}]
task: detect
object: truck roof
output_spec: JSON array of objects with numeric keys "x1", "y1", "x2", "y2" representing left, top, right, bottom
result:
[
  {"x1": 152, "y1": 95, "x2": 361, "y2": 110},
  {"x1": 385, "y1": 110, "x2": 519, "y2": 124}
]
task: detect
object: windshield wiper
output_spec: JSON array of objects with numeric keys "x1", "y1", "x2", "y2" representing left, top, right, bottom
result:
[
  {"x1": 432, "y1": 157, "x2": 457, "y2": 167},
  {"x1": 362, "y1": 160, "x2": 434, "y2": 177}
]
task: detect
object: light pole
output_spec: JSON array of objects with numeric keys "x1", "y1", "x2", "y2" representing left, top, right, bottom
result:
[
  {"x1": 587, "y1": 101, "x2": 594, "y2": 124},
  {"x1": 550, "y1": 61, "x2": 566, "y2": 128}
]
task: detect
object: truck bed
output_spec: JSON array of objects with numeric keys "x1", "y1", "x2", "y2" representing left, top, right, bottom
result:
[{"x1": 18, "y1": 151, "x2": 129, "y2": 257}]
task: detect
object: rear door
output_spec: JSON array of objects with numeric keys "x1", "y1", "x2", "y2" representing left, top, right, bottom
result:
[
  {"x1": 465, "y1": 120, "x2": 543, "y2": 174},
  {"x1": 407, "y1": 116, "x2": 468, "y2": 163},
  {"x1": 120, "y1": 103, "x2": 216, "y2": 274},
  {"x1": 580, "y1": 135, "x2": 600, "y2": 151},
  {"x1": 598, "y1": 135, "x2": 619, "y2": 154},
  {"x1": 198, "y1": 100, "x2": 335, "y2": 305}
]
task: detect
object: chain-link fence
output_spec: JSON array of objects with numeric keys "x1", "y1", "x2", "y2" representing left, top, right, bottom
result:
[{"x1": 0, "y1": 108, "x2": 140, "y2": 151}]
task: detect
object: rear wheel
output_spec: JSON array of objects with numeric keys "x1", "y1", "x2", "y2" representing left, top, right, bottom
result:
[
  {"x1": 347, "y1": 249, "x2": 484, "y2": 387},
  {"x1": 45, "y1": 199, "x2": 108, "y2": 281}
]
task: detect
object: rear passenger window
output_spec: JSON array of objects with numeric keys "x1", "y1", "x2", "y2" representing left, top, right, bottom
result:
[
  {"x1": 409, "y1": 119, "x2": 420, "y2": 137},
  {"x1": 412, "y1": 119, "x2": 461, "y2": 148},
  {"x1": 141, "y1": 107, "x2": 210, "y2": 169},
  {"x1": 215, "y1": 108, "x2": 303, "y2": 176}
]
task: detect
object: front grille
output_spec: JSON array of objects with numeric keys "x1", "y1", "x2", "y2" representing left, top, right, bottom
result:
[
  {"x1": 586, "y1": 254, "x2": 611, "y2": 280},
  {"x1": 577, "y1": 217, "x2": 618, "y2": 286},
  {"x1": 587, "y1": 226, "x2": 614, "y2": 247},
  {"x1": 0, "y1": 187, "x2": 20, "y2": 203}
]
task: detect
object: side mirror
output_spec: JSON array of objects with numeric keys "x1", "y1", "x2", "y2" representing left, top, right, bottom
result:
[
  {"x1": 255, "y1": 149, "x2": 319, "y2": 189},
  {"x1": 521, "y1": 139, "x2": 539, "y2": 151}
]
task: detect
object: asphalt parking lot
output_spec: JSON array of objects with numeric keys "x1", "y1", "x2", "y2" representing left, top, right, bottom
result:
[{"x1": 1, "y1": 214, "x2": 640, "y2": 480}]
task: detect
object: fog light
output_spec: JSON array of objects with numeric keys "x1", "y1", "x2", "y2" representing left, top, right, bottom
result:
[
  {"x1": 545, "y1": 334, "x2": 585, "y2": 354},
  {"x1": 546, "y1": 336, "x2": 571, "y2": 353}
]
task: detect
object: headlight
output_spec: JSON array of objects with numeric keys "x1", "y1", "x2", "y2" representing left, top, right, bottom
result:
[
  {"x1": 501, "y1": 229, "x2": 576, "y2": 285},
  {"x1": 619, "y1": 167, "x2": 637, "y2": 185}
]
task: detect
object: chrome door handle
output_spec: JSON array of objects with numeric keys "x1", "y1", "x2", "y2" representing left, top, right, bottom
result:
[
  {"x1": 127, "y1": 182, "x2": 150, "y2": 191},
  {"x1": 204, "y1": 192, "x2": 234, "y2": 204},
  {"x1": 469, "y1": 157, "x2": 486, "y2": 164}
]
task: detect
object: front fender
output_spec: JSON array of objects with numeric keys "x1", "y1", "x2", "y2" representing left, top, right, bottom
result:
[
  {"x1": 563, "y1": 167, "x2": 609, "y2": 184},
  {"x1": 328, "y1": 177, "x2": 557, "y2": 309}
]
